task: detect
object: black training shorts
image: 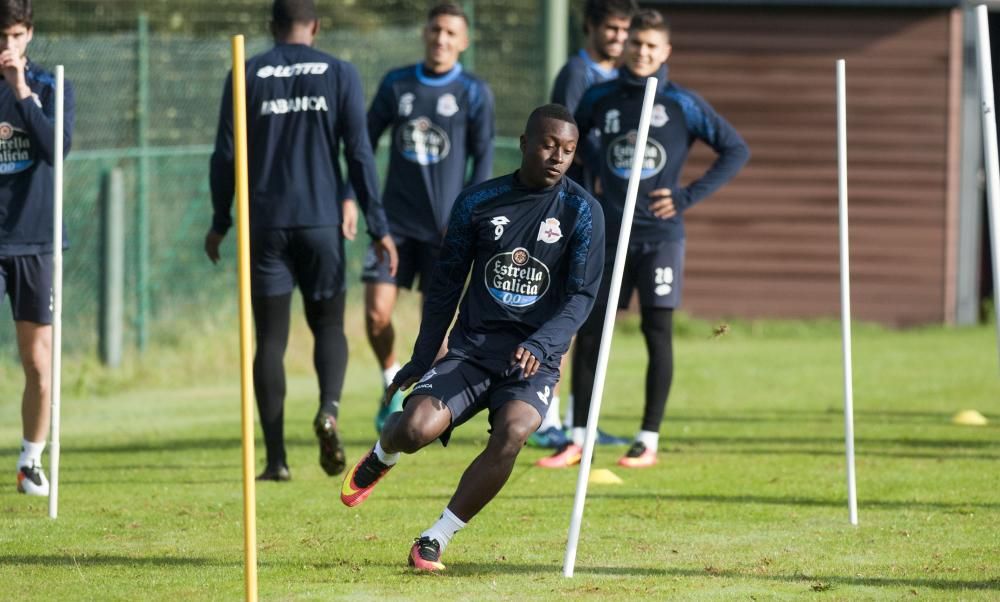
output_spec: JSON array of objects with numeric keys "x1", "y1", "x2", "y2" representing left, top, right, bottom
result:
[
  {"x1": 250, "y1": 226, "x2": 345, "y2": 300},
  {"x1": 361, "y1": 234, "x2": 440, "y2": 293},
  {"x1": 0, "y1": 253, "x2": 53, "y2": 324},
  {"x1": 404, "y1": 351, "x2": 559, "y2": 446}
]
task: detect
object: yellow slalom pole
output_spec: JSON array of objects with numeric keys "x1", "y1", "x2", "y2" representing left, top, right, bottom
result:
[{"x1": 231, "y1": 34, "x2": 258, "y2": 602}]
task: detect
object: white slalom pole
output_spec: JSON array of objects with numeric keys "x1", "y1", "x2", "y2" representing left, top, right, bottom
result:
[
  {"x1": 563, "y1": 77, "x2": 658, "y2": 577},
  {"x1": 975, "y1": 5, "x2": 1000, "y2": 372},
  {"x1": 48, "y1": 66, "x2": 65, "y2": 520},
  {"x1": 837, "y1": 59, "x2": 858, "y2": 526}
]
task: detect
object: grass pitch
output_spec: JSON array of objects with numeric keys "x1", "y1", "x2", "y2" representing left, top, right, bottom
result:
[{"x1": 0, "y1": 315, "x2": 998, "y2": 600}]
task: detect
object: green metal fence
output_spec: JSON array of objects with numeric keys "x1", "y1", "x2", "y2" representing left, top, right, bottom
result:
[{"x1": 1, "y1": 2, "x2": 553, "y2": 360}]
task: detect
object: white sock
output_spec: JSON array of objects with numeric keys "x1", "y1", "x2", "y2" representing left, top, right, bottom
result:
[
  {"x1": 421, "y1": 507, "x2": 467, "y2": 554},
  {"x1": 636, "y1": 430, "x2": 659, "y2": 451},
  {"x1": 382, "y1": 363, "x2": 401, "y2": 388},
  {"x1": 563, "y1": 396, "x2": 574, "y2": 429},
  {"x1": 373, "y1": 440, "x2": 399, "y2": 466},
  {"x1": 571, "y1": 427, "x2": 586, "y2": 447},
  {"x1": 18, "y1": 439, "x2": 45, "y2": 469},
  {"x1": 537, "y1": 396, "x2": 562, "y2": 431}
]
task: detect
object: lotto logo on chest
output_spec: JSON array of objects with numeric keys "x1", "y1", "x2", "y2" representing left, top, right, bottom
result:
[{"x1": 485, "y1": 247, "x2": 551, "y2": 308}]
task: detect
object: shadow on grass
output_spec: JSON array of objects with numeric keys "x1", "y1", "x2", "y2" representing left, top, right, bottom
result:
[
  {"x1": 68, "y1": 434, "x2": 486, "y2": 456},
  {"x1": 376, "y1": 490, "x2": 1000, "y2": 512},
  {"x1": 594, "y1": 491, "x2": 1000, "y2": 512},
  {"x1": 603, "y1": 408, "x2": 985, "y2": 426},
  {"x1": 690, "y1": 446, "x2": 1000, "y2": 462},
  {"x1": 59, "y1": 429, "x2": 998, "y2": 459},
  {"x1": 0, "y1": 553, "x2": 238, "y2": 568},
  {"x1": 441, "y1": 562, "x2": 1000, "y2": 591},
  {"x1": 675, "y1": 435, "x2": 998, "y2": 450}
]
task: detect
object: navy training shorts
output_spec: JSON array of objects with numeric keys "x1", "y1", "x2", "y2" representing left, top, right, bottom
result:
[
  {"x1": 0, "y1": 253, "x2": 53, "y2": 324},
  {"x1": 601, "y1": 239, "x2": 686, "y2": 310},
  {"x1": 404, "y1": 352, "x2": 559, "y2": 446},
  {"x1": 361, "y1": 234, "x2": 440, "y2": 293},
  {"x1": 250, "y1": 226, "x2": 345, "y2": 300}
]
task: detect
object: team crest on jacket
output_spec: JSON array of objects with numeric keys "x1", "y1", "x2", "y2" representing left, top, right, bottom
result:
[
  {"x1": 607, "y1": 130, "x2": 666, "y2": 180},
  {"x1": 0, "y1": 122, "x2": 32, "y2": 174},
  {"x1": 537, "y1": 218, "x2": 563, "y2": 244},
  {"x1": 485, "y1": 247, "x2": 551, "y2": 308},
  {"x1": 651, "y1": 104, "x2": 669, "y2": 127},
  {"x1": 398, "y1": 92, "x2": 415, "y2": 117},
  {"x1": 397, "y1": 117, "x2": 451, "y2": 165},
  {"x1": 437, "y1": 93, "x2": 459, "y2": 117}
]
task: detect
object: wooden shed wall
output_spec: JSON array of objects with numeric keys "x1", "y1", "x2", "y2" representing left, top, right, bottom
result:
[{"x1": 654, "y1": 6, "x2": 957, "y2": 325}]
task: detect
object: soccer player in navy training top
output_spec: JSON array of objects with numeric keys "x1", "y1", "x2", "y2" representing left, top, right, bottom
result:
[
  {"x1": 551, "y1": 0, "x2": 635, "y2": 114},
  {"x1": 539, "y1": 10, "x2": 749, "y2": 469},
  {"x1": 355, "y1": 1, "x2": 495, "y2": 433},
  {"x1": 0, "y1": 0, "x2": 75, "y2": 496},
  {"x1": 533, "y1": 0, "x2": 636, "y2": 449},
  {"x1": 340, "y1": 105, "x2": 605, "y2": 572},
  {"x1": 206, "y1": 0, "x2": 397, "y2": 482}
]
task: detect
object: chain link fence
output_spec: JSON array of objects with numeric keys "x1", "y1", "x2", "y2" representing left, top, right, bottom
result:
[{"x1": 1, "y1": 1, "x2": 564, "y2": 360}]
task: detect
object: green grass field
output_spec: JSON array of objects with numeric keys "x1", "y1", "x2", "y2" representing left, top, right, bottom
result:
[{"x1": 1, "y1": 313, "x2": 998, "y2": 600}]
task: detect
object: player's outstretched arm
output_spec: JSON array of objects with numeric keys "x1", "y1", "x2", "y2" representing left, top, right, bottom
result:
[{"x1": 519, "y1": 197, "x2": 606, "y2": 365}]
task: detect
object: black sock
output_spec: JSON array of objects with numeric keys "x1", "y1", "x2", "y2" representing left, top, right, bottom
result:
[
  {"x1": 304, "y1": 291, "x2": 348, "y2": 421},
  {"x1": 571, "y1": 305, "x2": 606, "y2": 429},
  {"x1": 640, "y1": 307, "x2": 674, "y2": 432},
  {"x1": 252, "y1": 293, "x2": 292, "y2": 468}
]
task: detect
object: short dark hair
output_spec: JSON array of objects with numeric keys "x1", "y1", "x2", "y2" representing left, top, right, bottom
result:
[
  {"x1": 583, "y1": 0, "x2": 637, "y2": 34},
  {"x1": 629, "y1": 9, "x2": 670, "y2": 37},
  {"x1": 525, "y1": 104, "x2": 578, "y2": 135},
  {"x1": 272, "y1": 0, "x2": 317, "y2": 30},
  {"x1": 428, "y1": 1, "x2": 469, "y2": 27},
  {"x1": 0, "y1": 0, "x2": 32, "y2": 29}
]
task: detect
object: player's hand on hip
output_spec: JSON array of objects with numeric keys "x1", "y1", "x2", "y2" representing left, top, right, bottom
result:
[
  {"x1": 649, "y1": 188, "x2": 676, "y2": 219},
  {"x1": 512, "y1": 346, "x2": 541, "y2": 378},
  {"x1": 204, "y1": 228, "x2": 225, "y2": 264},
  {"x1": 341, "y1": 199, "x2": 358, "y2": 241},
  {"x1": 375, "y1": 234, "x2": 399, "y2": 277}
]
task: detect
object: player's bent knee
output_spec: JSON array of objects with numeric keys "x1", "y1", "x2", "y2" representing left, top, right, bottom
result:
[
  {"x1": 491, "y1": 410, "x2": 541, "y2": 454},
  {"x1": 364, "y1": 305, "x2": 392, "y2": 334},
  {"x1": 390, "y1": 395, "x2": 450, "y2": 452}
]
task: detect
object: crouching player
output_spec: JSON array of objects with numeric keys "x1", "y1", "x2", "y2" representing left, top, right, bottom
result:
[{"x1": 340, "y1": 104, "x2": 605, "y2": 571}]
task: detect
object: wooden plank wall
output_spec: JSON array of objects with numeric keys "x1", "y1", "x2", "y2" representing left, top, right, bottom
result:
[{"x1": 656, "y1": 6, "x2": 953, "y2": 325}]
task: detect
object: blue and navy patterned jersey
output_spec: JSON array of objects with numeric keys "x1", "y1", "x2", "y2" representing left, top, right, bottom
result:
[
  {"x1": 210, "y1": 43, "x2": 388, "y2": 238},
  {"x1": 395, "y1": 173, "x2": 605, "y2": 378},
  {"x1": 362, "y1": 63, "x2": 494, "y2": 244},
  {"x1": 550, "y1": 50, "x2": 618, "y2": 188},
  {"x1": 575, "y1": 65, "x2": 749, "y2": 244},
  {"x1": 0, "y1": 61, "x2": 75, "y2": 255}
]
